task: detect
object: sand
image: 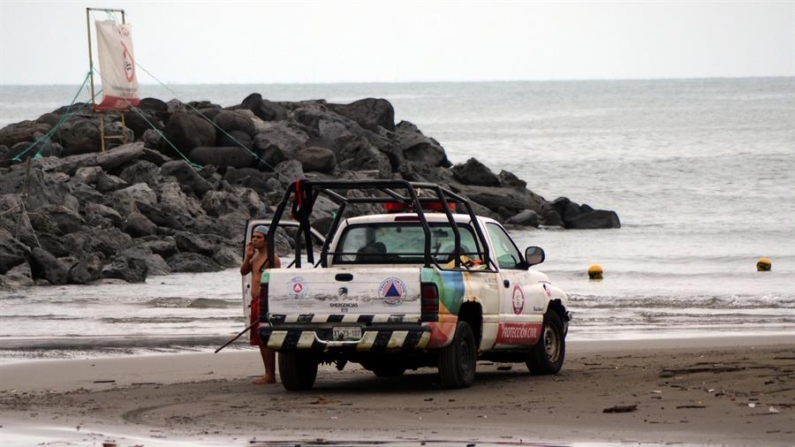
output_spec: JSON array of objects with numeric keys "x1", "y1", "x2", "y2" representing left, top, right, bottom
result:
[{"x1": 1, "y1": 335, "x2": 793, "y2": 447}]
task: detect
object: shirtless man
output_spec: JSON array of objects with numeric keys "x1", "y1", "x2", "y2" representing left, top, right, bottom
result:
[{"x1": 240, "y1": 225, "x2": 281, "y2": 384}]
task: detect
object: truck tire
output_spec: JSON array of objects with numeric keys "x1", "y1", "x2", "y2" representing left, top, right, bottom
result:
[
  {"x1": 525, "y1": 311, "x2": 565, "y2": 375},
  {"x1": 279, "y1": 351, "x2": 318, "y2": 391},
  {"x1": 439, "y1": 321, "x2": 477, "y2": 388}
]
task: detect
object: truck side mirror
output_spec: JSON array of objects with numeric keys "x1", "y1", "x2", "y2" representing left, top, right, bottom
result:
[{"x1": 525, "y1": 246, "x2": 545, "y2": 267}]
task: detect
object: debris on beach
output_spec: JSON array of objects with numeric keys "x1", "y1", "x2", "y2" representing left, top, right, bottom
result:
[{"x1": 603, "y1": 404, "x2": 638, "y2": 413}]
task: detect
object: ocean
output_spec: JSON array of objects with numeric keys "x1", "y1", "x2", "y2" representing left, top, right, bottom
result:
[{"x1": 1, "y1": 78, "x2": 793, "y2": 361}]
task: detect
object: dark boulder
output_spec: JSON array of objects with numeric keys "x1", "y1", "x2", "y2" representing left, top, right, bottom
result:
[
  {"x1": 274, "y1": 159, "x2": 305, "y2": 187},
  {"x1": 566, "y1": 210, "x2": 622, "y2": 229},
  {"x1": 124, "y1": 108, "x2": 164, "y2": 140},
  {"x1": 214, "y1": 110, "x2": 256, "y2": 139},
  {"x1": 506, "y1": 210, "x2": 540, "y2": 227},
  {"x1": 37, "y1": 233, "x2": 73, "y2": 258},
  {"x1": 138, "y1": 97, "x2": 168, "y2": 113},
  {"x1": 201, "y1": 190, "x2": 246, "y2": 218},
  {"x1": 119, "y1": 247, "x2": 170, "y2": 276},
  {"x1": 30, "y1": 247, "x2": 68, "y2": 285},
  {"x1": 118, "y1": 159, "x2": 160, "y2": 188},
  {"x1": 123, "y1": 212, "x2": 158, "y2": 237},
  {"x1": 162, "y1": 111, "x2": 216, "y2": 155},
  {"x1": 160, "y1": 160, "x2": 213, "y2": 198},
  {"x1": 96, "y1": 142, "x2": 145, "y2": 172},
  {"x1": 138, "y1": 236, "x2": 179, "y2": 258},
  {"x1": 96, "y1": 173, "x2": 129, "y2": 192},
  {"x1": 100, "y1": 253, "x2": 148, "y2": 283},
  {"x1": 102, "y1": 121, "x2": 135, "y2": 150},
  {"x1": 64, "y1": 254, "x2": 102, "y2": 284},
  {"x1": 223, "y1": 167, "x2": 274, "y2": 194},
  {"x1": 542, "y1": 210, "x2": 564, "y2": 227},
  {"x1": 0, "y1": 120, "x2": 53, "y2": 147},
  {"x1": 328, "y1": 98, "x2": 395, "y2": 132},
  {"x1": 188, "y1": 146, "x2": 255, "y2": 172},
  {"x1": 336, "y1": 136, "x2": 392, "y2": 177},
  {"x1": 83, "y1": 202, "x2": 124, "y2": 228},
  {"x1": 240, "y1": 93, "x2": 288, "y2": 122},
  {"x1": 296, "y1": 146, "x2": 337, "y2": 174},
  {"x1": 62, "y1": 227, "x2": 133, "y2": 259},
  {"x1": 252, "y1": 122, "x2": 309, "y2": 170},
  {"x1": 0, "y1": 228, "x2": 30, "y2": 274},
  {"x1": 499, "y1": 170, "x2": 527, "y2": 188},
  {"x1": 31, "y1": 205, "x2": 85, "y2": 236},
  {"x1": 174, "y1": 231, "x2": 215, "y2": 257},
  {"x1": 0, "y1": 262, "x2": 34, "y2": 288},
  {"x1": 56, "y1": 119, "x2": 101, "y2": 156},
  {"x1": 452, "y1": 158, "x2": 501, "y2": 187},
  {"x1": 394, "y1": 123, "x2": 449, "y2": 168}
]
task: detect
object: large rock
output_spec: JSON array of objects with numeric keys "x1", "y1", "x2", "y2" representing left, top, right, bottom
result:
[
  {"x1": 174, "y1": 231, "x2": 216, "y2": 257},
  {"x1": 96, "y1": 142, "x2": 145, "y2": 172},
  {"x1": 336, "y1": 136, "x2": 392, "y2": 177},
  {"x1": 160, "y1": 160, "x2": 214, "y2": 198},
  {"x1": 506, "y1": 209, "x2": 540, "y2": 227},
  {"x1": 123, "y1": 212, "x2": 158, "y2": 237},
  {"x1": 296, "y1": 146, "x2": 336, "y2": 174},
  {"x1": 138, "y1": 236, "x2": 179, "y2": 258},
  {"x1": 56, "y1": 119, "x2": 101, "y2": 156},
  {"x1": 100, "y1": 253, "x2": 148, "y2": 283},
  {"x1": 62, "y1": 227, "x2": 134, "y2": 259},
  {"x1": 0, "y1": 120, "x2": 53, "y2": 147},
  {"x1": 566, "y1": 210, "x2": 622, "y2": 229},
  {"x1": 29, "y1": 205, "x2": 85, "y2": 236},
  {"x1": 30, "y1": 247, "x2": 68, "y2": 285},
  {"x1": 83, "y1": 202, "x2": 124, "y2": 228},
  {"x1": 240, "y1": 93, "x2": 288, "y2": 122},
  {"x1": 201, "y1": 190, "x2": 247, "y2": 218},
  {"x1": 162, "y1": 112, "x2": 216, "y2": 155},
  {"x1": 223, "y1": 167, "x2": 274, "y2": 194},
  {"x1": 394, "y1": 121, "x2": 449, "y2": 168},
  {"x1": 124, "y1": 108, "x2": 164, "y2": 140},
  {"x1": 118, "y1": 247, "x2": 170, "y2": 276},
  {"x1": 452, "y1": 158, "x2": 500, "y2": 187},
  {"x1": 252, "y1": 121, "x2": 310, "y2": 170},
  {"x1": 0, "y1": 168, "x2": 78, "y2": 212},
  {"x1": 214, "y1": 110, "x2": 256, "y2": 141},
  {"x1": 118, "y1": 159, "x2": 160, "y2": 188},
  {"x1": 328, "y1": 98, "x2": 395, "y2": 132},
  {"x1": 188, "y1": 146, "x2": 255, "y2": 171},
  {"x1": 274, "y1": 159, "x2": 305, "y2": 187},
  {"x1": 0, "y1": 262, "x2": 34, "y2": 288},
  {"x1": 0, "y1": 228, "x2": 30, "y2": 274}
]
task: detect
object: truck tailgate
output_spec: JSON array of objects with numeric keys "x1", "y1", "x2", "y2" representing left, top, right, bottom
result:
[{"x1": 265, "y1": 268, "x2": 421, "y2": 316}]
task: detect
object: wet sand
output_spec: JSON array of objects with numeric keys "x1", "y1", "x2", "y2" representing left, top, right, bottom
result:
[{"x1": 1, "y1": 335, "x2": 794, "y2": 446}]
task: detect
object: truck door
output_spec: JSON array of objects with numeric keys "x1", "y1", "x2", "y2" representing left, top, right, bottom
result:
[{"x1": 485, "y1": 223, "x2": 546, "y2": 349}]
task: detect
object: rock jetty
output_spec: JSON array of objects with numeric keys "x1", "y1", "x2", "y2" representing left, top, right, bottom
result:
[{"x1": 0, "y1": 95, "x2": 620, "y2": 288}]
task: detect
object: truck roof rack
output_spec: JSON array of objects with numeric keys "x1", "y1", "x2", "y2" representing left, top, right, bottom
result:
[{"x1": 266, "y1": 179, "x2": 492, "y2": 269}]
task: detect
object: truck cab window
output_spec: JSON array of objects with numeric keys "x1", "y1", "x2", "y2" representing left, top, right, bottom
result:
[{"x1": 486, "y1": 223, "x2": 523, "y2": 270}]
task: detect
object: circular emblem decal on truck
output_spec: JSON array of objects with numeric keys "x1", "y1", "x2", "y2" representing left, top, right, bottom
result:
[
  {"x1": 379, "y1": 277, "x2": 408, "y2": 306},
  {"x1": 512, "y1": 284, "x2": 525, "y2": 315}
]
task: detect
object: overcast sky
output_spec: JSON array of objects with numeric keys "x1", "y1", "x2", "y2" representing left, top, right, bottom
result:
[{"x1": 1, "y1": 1, "x2": 793, "y2": 85}]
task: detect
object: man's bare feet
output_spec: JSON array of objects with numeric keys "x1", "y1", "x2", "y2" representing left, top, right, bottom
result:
[{"x1": 253, "y1": 375, "x2": 276, "y2": 385}]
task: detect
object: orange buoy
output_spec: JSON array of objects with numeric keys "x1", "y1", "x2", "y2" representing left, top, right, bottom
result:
[
  {"x1": 757, "y1": 257, "x2": 772, "y2": 272},
  {"x1": 588, "y1": 264, "x2": 603, "y2": 280}
]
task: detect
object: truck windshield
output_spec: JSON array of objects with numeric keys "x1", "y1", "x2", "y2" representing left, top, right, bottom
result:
[{"x1": 333, "y1": 223, "x2": 481, "y2": 265}]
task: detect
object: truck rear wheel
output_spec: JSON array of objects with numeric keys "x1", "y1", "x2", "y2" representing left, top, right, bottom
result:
[
  {"x1": 439, "y1": 321, "x2": 476, "y2": 388},
  {"x1": 525, "y1": 311, "x2": 565, "y2": 375},
  {"x1": 279, "y1": 351, "x2": 318, "y2": 391}
]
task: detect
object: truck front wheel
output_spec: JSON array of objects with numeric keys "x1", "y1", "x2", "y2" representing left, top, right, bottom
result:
[
  {"x1": 525, "y1": 311, "x2": 565, "y2": 375},
  {"x1": 439, "y1": 321, "x2": 476, "y2": 388},
  {"x1": 279, "y1": 351, "x2": 318, "y2": 391}
]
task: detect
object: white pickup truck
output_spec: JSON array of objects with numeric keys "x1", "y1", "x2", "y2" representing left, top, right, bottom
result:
[{"x1": 256, "y1": 180, "x2": 571, "y2": 390}]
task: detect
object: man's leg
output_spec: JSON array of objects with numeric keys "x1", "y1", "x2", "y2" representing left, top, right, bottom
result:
[{"x1": 254, "y1": 345, "x2": 276, "y2": 384}]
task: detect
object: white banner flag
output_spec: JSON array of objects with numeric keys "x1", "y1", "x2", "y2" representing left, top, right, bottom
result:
[{"x1": 95, "y1": 20, "x2": 140, "y2": 111}]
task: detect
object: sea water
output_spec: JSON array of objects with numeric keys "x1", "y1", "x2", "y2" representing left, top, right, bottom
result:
[{"x1": 1, "y1": 78, "x2": 793, "y2": 360}]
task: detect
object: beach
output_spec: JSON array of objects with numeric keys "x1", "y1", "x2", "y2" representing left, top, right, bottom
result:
[{"x1": 2, "y1": 336, "x2": 793, "y2": 447}]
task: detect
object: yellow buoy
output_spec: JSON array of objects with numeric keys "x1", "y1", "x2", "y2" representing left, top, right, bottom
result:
[
  {"x1": 757, "y1": 257, "x2": 772, "y2": 272},
  {"x1": 588, "y1": 264, "x2": 603, "y2": 280}
]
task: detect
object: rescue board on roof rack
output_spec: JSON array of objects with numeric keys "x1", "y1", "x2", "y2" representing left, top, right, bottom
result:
[{"x1": 252, "y1": 180, "x2": 571, "y2": 391}]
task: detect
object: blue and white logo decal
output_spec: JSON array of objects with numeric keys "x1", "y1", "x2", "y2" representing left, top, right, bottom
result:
[{"x1": 378, "y1": 277, "x2": 408, "y2": 306}]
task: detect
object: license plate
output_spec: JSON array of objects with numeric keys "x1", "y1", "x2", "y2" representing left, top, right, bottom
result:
[{"x1": 332, "y1": 326, "x2": 362, "y2": 341}]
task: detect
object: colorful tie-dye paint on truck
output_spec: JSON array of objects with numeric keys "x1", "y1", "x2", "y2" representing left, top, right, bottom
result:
[{"x1": 256, "y1": 180, "x2": 571, "y2": 391}]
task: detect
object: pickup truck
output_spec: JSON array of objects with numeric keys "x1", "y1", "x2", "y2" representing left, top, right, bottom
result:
[{"x1": 257, "y1": 180, "x2": 571, "y2": 390}]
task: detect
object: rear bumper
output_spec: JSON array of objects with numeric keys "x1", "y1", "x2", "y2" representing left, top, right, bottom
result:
[{"x1": 258, "y1": 323, "x2": 432, "y2": 352}]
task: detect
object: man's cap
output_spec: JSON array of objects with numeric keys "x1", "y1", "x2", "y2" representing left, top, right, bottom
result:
[{"x1": 253, "y1": 225, "x2": 268, "y2": 236}]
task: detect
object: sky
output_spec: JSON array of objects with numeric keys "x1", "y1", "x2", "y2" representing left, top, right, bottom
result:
[{"x1": 0, "y1": 1, "x2": 793, "y2": 85}]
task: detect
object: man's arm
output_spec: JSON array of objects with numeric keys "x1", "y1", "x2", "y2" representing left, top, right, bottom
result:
[{"x1": 240, "y1": 243, "x2": 255, "y2": 275}]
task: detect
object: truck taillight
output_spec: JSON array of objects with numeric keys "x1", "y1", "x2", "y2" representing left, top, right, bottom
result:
[{"x1": 421, "y1": 283, "x2": 439, "y2": 321}]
